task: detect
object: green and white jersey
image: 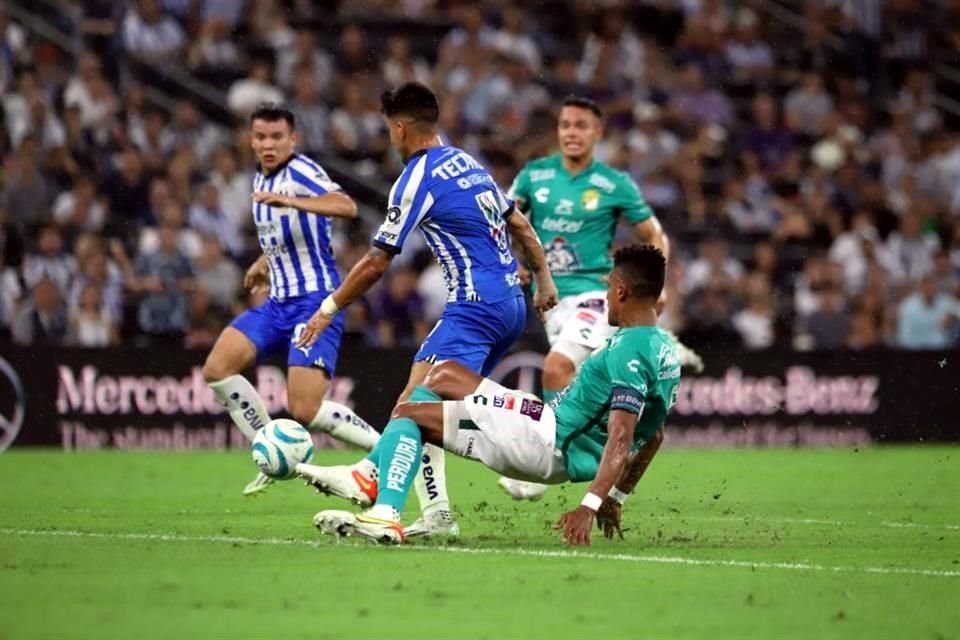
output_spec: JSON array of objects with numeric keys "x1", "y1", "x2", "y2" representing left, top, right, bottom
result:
[
  {"x1": 551, "y1": 326, "x2": 680, "y2": 482},
  {"x1": 508, "y1": 155, "x2": 654, "y2": 299}
]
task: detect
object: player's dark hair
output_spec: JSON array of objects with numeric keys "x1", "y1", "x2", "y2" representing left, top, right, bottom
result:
[
  {"x1": 561, "y1": 95, "x2": 604, "y2": 121},
  {"x1": 613, "y1": 244, "x2": 666, "y2": 300},
  {"x1": 249, "y1": 103, "x2": 296, "y2": 130},
  {"x1": 380, "y1": 82, "x2": 440, "y2": 125}
]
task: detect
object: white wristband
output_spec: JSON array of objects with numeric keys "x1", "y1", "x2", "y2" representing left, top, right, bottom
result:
[
  {"x1": 319, "y1": 295, "x2": 340, "y2": 316},
  {"x1": 580, "y1": 492, "x2": 603, "y2": 512},
  {"x1": 608, "y1": 487, "x2": 629, "y2": 505}
]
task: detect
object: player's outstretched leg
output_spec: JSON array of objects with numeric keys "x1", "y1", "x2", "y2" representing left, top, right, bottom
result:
[
  {"x1": 311, "y1": 385, "x2": 445, "y2": 544},
  {"x1": 403, "y1": 362, "x2": 485, "y2": 539},
  {"x1": 204, "y1": 328, "x2": 275, "y2": 495},
  {"x1": 288, "y1": 366, "x2": 380, "y2": 450}
]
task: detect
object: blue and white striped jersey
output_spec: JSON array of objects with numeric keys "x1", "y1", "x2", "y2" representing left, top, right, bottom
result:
[
  {"x1": 373, "y1": 146, "x2": 521, "y2": 304},
  {"x1": 252, "y1": 153, "x2": 342, "y2": 300}
]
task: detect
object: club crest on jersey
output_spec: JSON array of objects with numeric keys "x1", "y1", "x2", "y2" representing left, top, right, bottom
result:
[
  {"x1": 582, "y1": 189, "x2": 600, "y2": 211},
  {"x1": 545, "y1": 237, "x2": 580, "y2": 273}
]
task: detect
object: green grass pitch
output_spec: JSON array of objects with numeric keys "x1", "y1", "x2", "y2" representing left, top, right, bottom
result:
[{"x1": 1, "y1": 446, "x2": 958, "y2": 639}]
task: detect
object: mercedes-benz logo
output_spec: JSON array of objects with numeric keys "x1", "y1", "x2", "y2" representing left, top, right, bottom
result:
[{"x1": 0, "y1": 356, "x2": 26, "y2": 453}]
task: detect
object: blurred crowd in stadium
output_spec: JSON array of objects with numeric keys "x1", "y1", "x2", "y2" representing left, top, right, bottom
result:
[{"x1": 1, "y1": 0, "x2": 960, "y2": 351}]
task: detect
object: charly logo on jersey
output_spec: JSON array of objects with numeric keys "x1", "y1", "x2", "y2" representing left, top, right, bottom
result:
[
  {"x1": 545, "y1": 237, "x2": 580, "y2": 273},
  {"x1": 0, "y1": 356, "x2": 26, "y2": 453},
  {"x1": 582, "y1": 189, "x2": 600, "y2": 211},
  {"x1": 534, "y1": 187, "x2": 550, "y2": 203}
]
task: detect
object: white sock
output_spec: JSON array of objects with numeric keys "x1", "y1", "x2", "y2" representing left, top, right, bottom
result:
[
  {"x1": 414, "y1": 443, "x2": 450, "y2": 517},
  {"x1": 209, "y1": 375, "x2": 270, "y2": 441},
  {"x1": 308, "y1": 401, "x2": 380, "y2": 450}
]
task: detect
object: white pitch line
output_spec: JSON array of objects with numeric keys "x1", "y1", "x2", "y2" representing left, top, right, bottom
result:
[{"x1": 2, "y1": 527, "x2": 958, "y2": 579}]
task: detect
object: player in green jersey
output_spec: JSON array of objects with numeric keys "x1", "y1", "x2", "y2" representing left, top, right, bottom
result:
[
  {"x1": 304, "y1": 245, "x2": 679, "y2": 546},
  {"x1": 502, "y1": 95, "x2": 701, "y2": 500}
]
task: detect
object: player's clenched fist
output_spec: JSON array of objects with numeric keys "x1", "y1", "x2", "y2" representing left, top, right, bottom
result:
[
  {"x1": 296, "y1": 308, "x2": 333, "y2": 349},
  {"x1": 532, "y1": 280, "x2": 559, "y2": 320},
  {"x1": 555, "y1": 506, "x2": 594, "y2": 546}
]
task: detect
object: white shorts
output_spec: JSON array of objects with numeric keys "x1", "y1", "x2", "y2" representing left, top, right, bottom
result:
[
  {"x1": 442, "y1": 379, "x2": 569, "y2": 484},
  {"x1": 543, "y1": 291, "x2": 617, "y2": 366}
]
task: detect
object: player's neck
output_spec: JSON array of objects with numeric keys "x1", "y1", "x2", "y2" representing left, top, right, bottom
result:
[
  {"x1": 616, "y1": 303, "x2": 658, "y2": 329},
  {"x1": 562, "y1": 153, "x2": 593, "y2": 176},
  {"x1": 406, "y1": 134, "x2": 444, "y2": 160}
]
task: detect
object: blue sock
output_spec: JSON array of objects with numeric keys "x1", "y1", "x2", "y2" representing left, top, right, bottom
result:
[
  {"x1": 543, "y1": 389, "x2": 559, "y2": 404},
  {"x1": 375, "y1": 418, "x2": 422, "y2": 512},
  {"x1": 365, "y1": 386, "x2": 440, "y2": 464}
]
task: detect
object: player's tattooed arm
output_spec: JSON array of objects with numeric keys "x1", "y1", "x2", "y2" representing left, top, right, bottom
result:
[
  {"x1": 506, "y1": 210, "x2": 558, "y2": 317},
  {"x1": 556, "y1": 409, "x2": 636, "y2": 546},
  {"x1": 633, "y1": 217, "x2": 670, "y2": 263},
  {"x1": 596, "y1": 428, "x2": 664, "y2": 540},
  {"x1": 252, "y1": 191, "x2": 358, "y2": 218},
  {"x1": 615, "y1": 428, "x2": 664, "y2": 495},
  {"x1": 295, "y1": 247, "x2": 393, "y2": 348}
]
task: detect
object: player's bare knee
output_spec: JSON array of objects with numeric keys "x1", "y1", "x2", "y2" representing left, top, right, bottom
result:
[
  {"x1": 201, "y1": 356, "x2": 229, "y2": 384},
  {"x1": 543, "y1": 352, "x2": 575, "y2": 390},
  {"x1": 423, "y1": 361, "x2": 462, "y2": 396},
  {"x1": 425, "y1": 360, "x2": 481, "y2": 398}
]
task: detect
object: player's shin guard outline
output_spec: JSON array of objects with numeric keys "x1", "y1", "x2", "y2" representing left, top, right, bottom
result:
[{"x1": 209, "y1": 375, "x2": 270, "y2": 441}]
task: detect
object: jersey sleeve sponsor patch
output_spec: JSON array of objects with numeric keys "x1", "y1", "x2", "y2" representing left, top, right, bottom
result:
[
  {"x1": 375, "y1": 155, "x2": 433, "y2": 253},
  {"x1": 610, "y1": 386, "x2": 645, "y2": 415}
]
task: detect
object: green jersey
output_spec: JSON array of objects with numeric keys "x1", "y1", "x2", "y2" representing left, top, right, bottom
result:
[
  {"x1": 552, "y1": 326, "x2": 680, "y2": 482},
  {"x1": 508, "y1": 155, "x2": 654, "y2": 298}
]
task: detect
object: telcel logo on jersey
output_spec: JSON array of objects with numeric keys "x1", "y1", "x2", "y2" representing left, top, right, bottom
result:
[
  {"x1": 542, "y1": 217, "x2": 584, "y2": 233},
  {"x1": 0, "y1": 356, "x2": 26, "y2": 453}
]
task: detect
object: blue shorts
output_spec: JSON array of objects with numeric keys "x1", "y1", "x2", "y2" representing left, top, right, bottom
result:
[
  {"x1": 231, "y1": 292, "x2": 345, "y2": 375},
  {"x1": 415, "y1": 294, "x2": 526, "y2": 376}
]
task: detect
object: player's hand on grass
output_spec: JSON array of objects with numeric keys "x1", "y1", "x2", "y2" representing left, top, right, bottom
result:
[
  {"x1": 596, "y1": 499, "x2": 624, "y2": 540},
  {"x1": 555, "y1": 506, "x2": 594, "y2": 546},
  {"x1": 253, "y1": 191, "x2": 291, "y2": 208},
  {"x1": 296, "y1": 308, "x2": 333, "y2": 349}
]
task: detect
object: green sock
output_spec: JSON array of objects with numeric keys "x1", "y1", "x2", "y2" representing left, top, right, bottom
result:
[
  {"x1": 375, "y1": 417, "x2": 422, "y2": 512},
  {"x1": 365, "y1": 386, "x2": 441, "y2": 464},
  {"x1": 373, "y1": 385, "x2": 441, "y2": 511},
  {"x1": 543, "y1": 389, "x2": 559, "y2": 404}
]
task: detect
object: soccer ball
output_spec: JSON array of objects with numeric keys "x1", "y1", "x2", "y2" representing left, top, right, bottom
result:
[{"x1": 251, "y1": 419, "x2": 314, "y2": 479}]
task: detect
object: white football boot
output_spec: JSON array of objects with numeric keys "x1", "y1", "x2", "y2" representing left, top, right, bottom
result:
[
  {"x1": 314, "y1": 507, "x2": 404, "y2": 545},
  {"x1": 296, "y1": 462, "x2": 377, "y2": 507},
  {"x1": 243, "y1": 471, "x2": 274, "y2": 496},
  {"x1": 498, "y1": 477, "x2": 549, "y2": 501},
  {"x1": 402, "y1": 509, "x2": 460, "y2": 539}
]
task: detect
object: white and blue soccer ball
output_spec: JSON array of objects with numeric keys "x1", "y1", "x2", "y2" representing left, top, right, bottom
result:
[{"x1": 251, "y1": 419, "x2": 314, "y2": 479}]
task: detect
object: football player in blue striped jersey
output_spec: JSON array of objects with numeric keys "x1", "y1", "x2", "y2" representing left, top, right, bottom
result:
[
  {"x1": 202, "y1": 104, "x2": 380, "y2": 495},
  {"x1": 295, "y1": 83, "x2": 558, "y2": 538}
]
